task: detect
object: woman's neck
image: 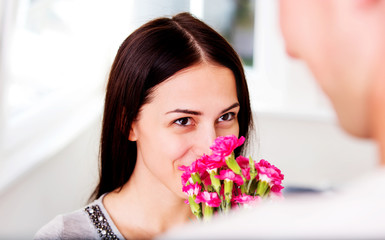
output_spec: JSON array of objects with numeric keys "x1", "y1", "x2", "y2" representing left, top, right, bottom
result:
[{"x1": 103, "y1": 161, "x2": 193, "y2": 239}]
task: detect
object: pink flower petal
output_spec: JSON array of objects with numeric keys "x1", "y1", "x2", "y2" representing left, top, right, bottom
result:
[
  {"x1": 195, "y1": 191, "x2": 222, "y2": 207},
  {"x1": 182, "y1": 183, "x2": 201, "y2": 196},
  {"x1": 216, "y1": 169, "x2": 244, "y2": 185},
  {"x1": 236, "y1": 156, "x2": 250, "y2": 169},
  {"x1": 210, "y1": 135, "x2": 245, "y2": 158},
  {"x1": 256, "y1": 159, "x2": 284, "y2": 193},
  {"x1": 232, "y1": 194, "x2": 260, "y2": 206}
]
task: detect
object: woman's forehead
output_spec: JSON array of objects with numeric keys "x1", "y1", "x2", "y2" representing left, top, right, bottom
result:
[{"x1": 142, "y1": 63, "x2": 238, "y2": 114}]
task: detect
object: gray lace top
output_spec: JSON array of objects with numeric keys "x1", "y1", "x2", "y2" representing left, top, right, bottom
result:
[{"x1": 34, "y1": 194, "x2": 125, "y2": 240}]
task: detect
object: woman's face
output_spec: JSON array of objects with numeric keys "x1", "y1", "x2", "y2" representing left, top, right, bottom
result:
[{"x1": 130, "y1": 63, "x2": 240, "y2": 199}]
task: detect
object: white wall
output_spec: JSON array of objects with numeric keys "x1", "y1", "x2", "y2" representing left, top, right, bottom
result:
[
  {"x1": 255, "y1": 113, "x2": 378, "y2": 189},
  {"x1": 0, "y1": 118, "x2": 100, "y2": 239}
]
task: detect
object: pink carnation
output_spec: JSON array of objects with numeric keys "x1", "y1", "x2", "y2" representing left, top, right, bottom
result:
[
  {"x1": 179, "y1": 158, "x2": 207, "y2": 186},
  {"x1": 236, "y1": 156, "x2": 251, "y2": 169},
  {"x1": 201, "y1": 171, "x2": 212, "y2": 186},
  {"x1": 210, "y1": 135, "x2": 245, "y2": 158},
  {"x1": 179, "y1": 158, "x2": 206, "y2": 174},
  {"x1": 182, "y1": 183, "x2": 201, "y2": 196},
  {"x1": 180, "y1": 135, "x2": 285, "y2": 219},
  {"x1": 194, "y1": 154, "x2": 210, "y2": 172},
  {"x1": 256, "y1": 159, "x2": 284, "y2": 193},
  {"x1": 232, "y1": 194, "x2": 260, "y2": 206},
  {"x1": 271, "y1": 184, "x2": 284, "y2": 193},
  {"x1": 195, "y1": 191, "x2": 222, "y2": 207},
  {"x1": 198, "y1": 154, "x2": 225, "y2": 170},
  {"x1": 215, "y1": 169, "x2": 244, "y2": 185},
  {"x1": 180, "y1": 171, "x2": 193, "y2": 186},
  {"x1": 241, "y1": 167, "x2": 251, "y2": 180}
]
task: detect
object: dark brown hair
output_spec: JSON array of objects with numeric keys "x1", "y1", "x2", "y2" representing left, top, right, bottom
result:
[{"x1": 91, "y1": 12, "x2": 253, "y2": 200}]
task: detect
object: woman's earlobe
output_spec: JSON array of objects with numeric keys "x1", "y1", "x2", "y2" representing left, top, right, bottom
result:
[{"x1": 128, "y1": 126, "x2": 138, "y2": 141}]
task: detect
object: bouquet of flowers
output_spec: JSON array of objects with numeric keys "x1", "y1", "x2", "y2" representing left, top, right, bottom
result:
[{"x1": 179, "y1": 135, "x2": 284, "y2": 221}]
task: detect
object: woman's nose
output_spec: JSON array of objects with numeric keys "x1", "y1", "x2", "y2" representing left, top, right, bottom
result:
[{"x1": 193, "y1": 124, "x2": 217, "y2": 156}]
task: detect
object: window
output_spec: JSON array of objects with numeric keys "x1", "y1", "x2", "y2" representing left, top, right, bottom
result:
[
  {"x1": 0, "y1": 0, "x2": 134, "y2": 191},
  {"x1": 0, "y1": 0, "x2": 193, "y2": 193},
  {"x1": 202, "y1": 0, "x2": 255, "y2": 66}
]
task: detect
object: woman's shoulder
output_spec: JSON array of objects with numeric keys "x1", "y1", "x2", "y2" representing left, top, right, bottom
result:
[
  {"x1": 34, "y1": 207, "x2": 99, "y2": 239},
  {"x1": 34, "y1": 194, "x2": 123, "y2": 239},
  {"x1": 34, "y1": 214, "x2": 65, "y2": 239}
]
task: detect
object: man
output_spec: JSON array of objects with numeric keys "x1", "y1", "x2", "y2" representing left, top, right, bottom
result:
[
  {"x1": 161, "y1": 0, "x2": 385, "y2": 238},
  {"x1": 280, "y1": 0, "x2": 385, "y2": 150}
]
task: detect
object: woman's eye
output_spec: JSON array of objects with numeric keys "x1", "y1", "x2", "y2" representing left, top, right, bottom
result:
[
  {"x1": 174, "y1": 117, "x2": 193, "y2": 126},
  {"x1": 218, "y1": 112, "x2": 235, "y2": 122}
]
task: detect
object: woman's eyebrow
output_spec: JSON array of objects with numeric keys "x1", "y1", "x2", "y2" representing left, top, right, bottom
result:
[
  {"x1": 165, "y1": 103, "x2": 239, "y2": 116},
  {"x1": 166, "y1": 109, "x2": 202, "y2": 115},
  {"x1": 220, "y1": 103, "x2": 240, "y2": 114},
  {"x1": 166, "y1": 103, "x2": 239, "y2": 116}
]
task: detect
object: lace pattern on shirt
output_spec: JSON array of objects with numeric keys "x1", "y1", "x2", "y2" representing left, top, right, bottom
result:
[{"x1": 85, "y1": 204, "x2": 119, "y2": 239}]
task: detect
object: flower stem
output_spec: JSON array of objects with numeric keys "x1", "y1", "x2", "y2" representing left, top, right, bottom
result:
[
  {"x1": 247, "y1": 179, "x2": 253, "y2": 194},
  {"x1": 224, "y1": 180, "x2": 233, "y2": 212},
  {"x1": 188, "y1": 196, "x2": 202, "y2": 220},
  {"x1": 256, "y1": 181, "x2": 269, "y2": 197},
  {"x1": 209, "y1": 169, "x2": 221, "y2": 195},
  {"x1": 225, "y1": 153, "x2": 246, "y2": 182},
  {"x1": 204, "y1": 204, "x2": 214, "y2": 221},
  {"x1": 191, "y1": 172, "x2": 202, "y2": 184}
]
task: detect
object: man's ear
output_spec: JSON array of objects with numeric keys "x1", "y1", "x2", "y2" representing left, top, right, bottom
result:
[{"x1": 128, "y1": 122, "x2": 138, "y2": 141}]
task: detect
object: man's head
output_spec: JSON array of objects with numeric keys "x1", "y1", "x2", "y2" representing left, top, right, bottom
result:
[{"x1": 279, "y1": 0, "x2": 385, "y2": 138}]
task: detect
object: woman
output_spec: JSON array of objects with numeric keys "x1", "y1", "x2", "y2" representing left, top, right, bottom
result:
[{"x1": 35, "y1": 12, "x2": 253, "y2": 239}]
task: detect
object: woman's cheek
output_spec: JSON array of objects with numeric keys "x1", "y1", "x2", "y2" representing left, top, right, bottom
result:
[
  {"x1": 166, "y1": 135, "x2": 195, "y2": 165},
  {"x1": 218, "y1": 122, "x2": 239, "y2": 138}
]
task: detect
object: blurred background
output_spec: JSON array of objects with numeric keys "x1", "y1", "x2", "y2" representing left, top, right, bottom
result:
[{"x1": 0, "y1": 0, "x2": 377, "y2": 238}]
